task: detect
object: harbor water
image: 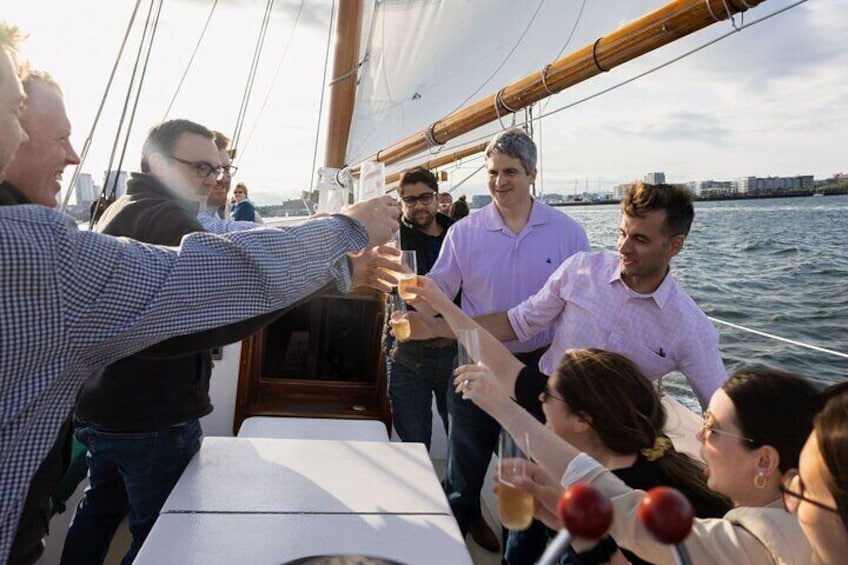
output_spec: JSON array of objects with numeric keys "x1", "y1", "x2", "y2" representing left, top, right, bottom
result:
[{"x1": 561, "y1": 194, "x2": 848, "y2": 411}]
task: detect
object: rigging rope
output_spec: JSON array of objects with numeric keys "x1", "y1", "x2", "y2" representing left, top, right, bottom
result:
[
  {"x1": 238, "y1": 0, "x2": 306, "y2": 162},
  {"x1": 113, "y1": 0, "x2": 164, "y2": 193},
  {"x1": 446, "y1": 0, "x2": 547, "y2": 118},
  {"x1": 308, "y1": 0, "x2": 336, "y2": 193},
  {"x1": 91, "y1": 0, "x2": 161, "y2": 228},
  {"x1": 707, "y1": 317, "x2": 848, "y2": 360},
  {"x1": 162, "y1": 0, "x2": 220, "y2": 121},
  {"x1": 60, "y1": 0, "x2": 143, "y2": 213},
  {"x1": 540, "y1": 0, "x2": 585, "y2": 109},
  {"x1": 231, "y1": 0, "x2": 275, "y2": 159}
]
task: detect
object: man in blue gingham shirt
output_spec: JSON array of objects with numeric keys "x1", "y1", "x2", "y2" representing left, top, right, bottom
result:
[{"x1": 0, "y1": 200, "x2": 400, "y2": 562}]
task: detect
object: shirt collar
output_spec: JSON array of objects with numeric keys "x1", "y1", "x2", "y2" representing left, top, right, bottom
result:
[
  {"x1": 610, "y1": 258, "x2": 675, "y2": 309},
  {"x1": 482, "y1": 198, "x2": 546, "y2": 231}
]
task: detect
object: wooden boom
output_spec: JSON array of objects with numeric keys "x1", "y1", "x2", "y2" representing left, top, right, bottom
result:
[{"x1": 361, "y1": 0, "x2": 764, "y2": 168}]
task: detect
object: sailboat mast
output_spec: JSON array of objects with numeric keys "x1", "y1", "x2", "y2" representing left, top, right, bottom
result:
[
  {"x1": 366, "y1": 0, "x2": 765, "y2": 168},
  {"x1": 323, "y1": 0, "x2": 364, "y2": 169}
]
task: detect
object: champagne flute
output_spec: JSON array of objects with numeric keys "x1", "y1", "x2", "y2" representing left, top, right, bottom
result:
[
  {"x1": 397, "y1": 251, "x2": 418, "y2": 300},
  {"x1": 497, "y1": 431, "x2": 535, "y2": 531},
  {"x1": 358, "y1": 160, "x2": 385, "y2": 202},
  {"x1": 455, "y1": 327, "x2": 481, "y2": 367},
  {"x1": 387, "y1": 294, "x2": 411, "y2": 341}
]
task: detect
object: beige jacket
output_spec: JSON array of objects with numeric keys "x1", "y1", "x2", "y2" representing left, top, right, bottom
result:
[{"x1": 566, "y1": 457, "x2": 812, "y2": 564}]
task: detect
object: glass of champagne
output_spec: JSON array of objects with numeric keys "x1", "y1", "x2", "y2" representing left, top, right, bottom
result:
[
  {"x1": 397, "y1": 251, "x2": 418, "y2": 300},
  {"x1": 456, "y1": 327, "x2": 481, "y2": 367},
  {"x1": 388, "y1": 294, "x2": 411, "y2": 342},
  {"x1": 497, "y1": 431, "x2": 535, "y2": 531},
  {"x1": 358, "y1": 160, "x2": 385, "y2": 202}
]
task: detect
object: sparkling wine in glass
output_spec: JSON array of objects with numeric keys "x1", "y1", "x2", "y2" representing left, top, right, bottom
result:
[{"x1": 497, "y1": 431, "x2": 535, "y2": 531}]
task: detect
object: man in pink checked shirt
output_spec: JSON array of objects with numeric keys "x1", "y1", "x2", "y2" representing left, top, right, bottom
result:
[{"x1": 408, "y1": 181, "x2": 726, "y2": 411}]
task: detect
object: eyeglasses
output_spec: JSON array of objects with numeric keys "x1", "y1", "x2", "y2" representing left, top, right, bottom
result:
[
  {"x1": 541, "y1": 384, "x2": 567, "y2": 404},
  {"x1": 780, "y1": 469, "x2": 841, "y2": 514},
  {"x1": 167, "y1": 155, "x2": 225, "y2": 181},
  {"x1": 400, "y1": 192, "x2": 436, "y2": 207},
  {"x1": 701, "y1": 412, "x2": 756, "y2": 444},
  {"x1": 220, "y1": 165, "x2": 238, "y2": 178}
]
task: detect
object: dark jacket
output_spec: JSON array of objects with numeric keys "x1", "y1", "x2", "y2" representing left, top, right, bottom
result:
[
  {"x1": 385, "y1": 212, "x2": 456, "y2": 367},
  {"x1": 0, "y1": 180, "x2": 31, "y2": 206},
  {"x1": 73, "y1": 173, "x2": 329, "y2": 429},
  {"x1": 74, "y1": 173, "x2": 217, "y2": 430}
]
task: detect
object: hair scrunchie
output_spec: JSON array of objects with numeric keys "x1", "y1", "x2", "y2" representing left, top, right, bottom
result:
[{"x1": 640, "y1": 436, "x2": 673, "y2": 462}]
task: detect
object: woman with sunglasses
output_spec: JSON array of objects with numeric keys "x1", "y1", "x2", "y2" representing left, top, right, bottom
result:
[
  {"x1": 404, "y1": 277, "x2": 823, "y2": 563},
  {"x1": 782, "y1": 383, "x2": 848, "y2": 564},
  {"x1": 230, "y1": 182, "x2": 263, "y2": 223}
]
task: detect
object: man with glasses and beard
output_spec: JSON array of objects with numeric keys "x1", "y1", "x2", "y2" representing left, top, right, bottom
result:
[{"x1": 386, "y1": 167, "x2": 455, "y2": 451}]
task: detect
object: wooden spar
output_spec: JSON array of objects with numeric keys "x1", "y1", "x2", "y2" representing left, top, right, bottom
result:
[
  {"x1": 363, "y1": 0, "x2": 764, "y2": 168},
  {"x1": 368, "y1": 142, "x2": 489, "y2": 186},
  {"x1": 323, "y1": 0, "x2": 364, "y2": 169}
]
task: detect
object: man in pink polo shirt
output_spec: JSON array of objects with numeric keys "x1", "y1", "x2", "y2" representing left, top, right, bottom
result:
[{"x1": 427, "y1": 128, "x2": 590, "y2": 558}]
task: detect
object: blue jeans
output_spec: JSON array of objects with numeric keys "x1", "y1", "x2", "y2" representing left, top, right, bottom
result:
[
  {"x1": 442, "y1": 379, "x2": 501, "y2": 536},
  {"x1": 60, "y1": 420, "x2": 202, "y2": 565},
  {"x1": 387, "y1": 345, "x2": 454, "y2": 451}
]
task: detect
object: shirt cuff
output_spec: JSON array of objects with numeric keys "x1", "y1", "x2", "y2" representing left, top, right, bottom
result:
[{"x1": 506, "y1": 306, "x2": 529, "y2": 342}]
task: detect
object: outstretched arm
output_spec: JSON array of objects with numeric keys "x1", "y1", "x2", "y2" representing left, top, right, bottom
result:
[
  {"x1": 453, "y1": 363, "x2": 580, "y2": 481},
  {"x1": 410, "y1": 277, "x2": 524, "y2": 391}
]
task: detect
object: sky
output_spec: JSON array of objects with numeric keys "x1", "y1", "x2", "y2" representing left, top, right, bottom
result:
[{"x1": 4, "y1": 0, "x2": 846, "y2": 204}]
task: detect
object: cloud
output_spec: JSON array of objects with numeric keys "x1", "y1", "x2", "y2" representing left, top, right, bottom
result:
[{"x1": 608, "y1": 110, "x2": 730, "y2": 145}]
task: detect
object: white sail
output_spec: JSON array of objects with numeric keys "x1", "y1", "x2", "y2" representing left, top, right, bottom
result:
[{"x1": 345, "y1": 0, "x2": 670, "y2": 169}]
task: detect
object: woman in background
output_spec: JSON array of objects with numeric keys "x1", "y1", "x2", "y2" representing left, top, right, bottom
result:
[{"x1": 230, "y1": 182, "x2": 263, "y2": 223}]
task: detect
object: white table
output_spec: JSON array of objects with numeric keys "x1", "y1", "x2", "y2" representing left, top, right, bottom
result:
[
  {"x1": 161, "y1": 437, "x2": 450, "y2": 515},
  {"x1": 238, "y1": 416, "x2": 389, "y2": 442},
  {"x1": 134, "y1": 513, "x2": 470, "y2": 565},
  {"x1": 138, "y1": 437, "x2": 470, "y2": 564}
]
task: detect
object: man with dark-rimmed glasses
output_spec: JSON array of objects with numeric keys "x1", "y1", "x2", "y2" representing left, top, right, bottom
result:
[{"x1": 64, "y1": 119, "x2": 258, "y2": 563}]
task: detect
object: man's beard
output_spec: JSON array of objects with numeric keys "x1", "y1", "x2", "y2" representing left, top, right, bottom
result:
[{"x1": 408, "y1": 210, "x2": 435, "y2": 228}]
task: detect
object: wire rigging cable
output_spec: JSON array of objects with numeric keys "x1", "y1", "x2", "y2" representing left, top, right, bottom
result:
[
  {"x1": 309, "y1": 0, "x2": 336, "y2": 193},
  {"x1": 162, "y1": 0, "x2": 220, "y2": 121},
  {"x1": 60, "y1": 0, "x2": 144, "y2": 213},
  {"x1": 231, "y1": 0, "x2": 275, "y2": 159},
  {"x1": 113, "y1": 0, "x2": 165, "y2": 194},
  {"x1": 91, "y1": 0, "x2": 164, "y2": 228},
  {"x1": 238, "y1": 0, "x2": 306, "y2": 162},
  {"x1": 446, "y1": 0, "x2": 547, "y2": 118}
]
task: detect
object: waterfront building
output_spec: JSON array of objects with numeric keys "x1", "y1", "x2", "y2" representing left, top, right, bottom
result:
[
  {"x1": 74, "y1": 173, "x2": 98, "y2": 206},
  {"x1": 643, "y1": 171, "x2": 666, "y2": 184},
  {"x1": 103, "y1": 170, "x2": 128, "y2": 198}
]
